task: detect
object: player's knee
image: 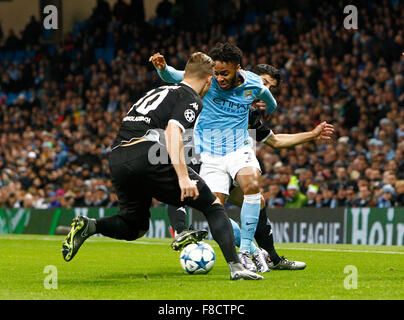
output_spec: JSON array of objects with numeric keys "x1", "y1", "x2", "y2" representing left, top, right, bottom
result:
[
  {"x1": 122, "y1": 216, "x2": 150, "y2": 241},
  {"x1": 242, "y1": 181, "x2": 260, "y2": 195},
  {"x1": 242, "y1": 192, "x2": 261, "y2": 206},
  {"x1": 186, "y1": 180, "x2": 219, "y2": 212},
  {"x1": 137, "y1": 229, "x2": 148, "y2": 238},
  {"x1": 197, "y1": 201, "x2": 228, "y2": 225},
  {"x1": 122, "y1": 232, "x2": 139, "y2": 241},
  {"x1": 122, "y1": 227, "x2": 149, "y2": 241},
  {"x1": 212, "y1": 197, "x2": 223, "y2": 206}
]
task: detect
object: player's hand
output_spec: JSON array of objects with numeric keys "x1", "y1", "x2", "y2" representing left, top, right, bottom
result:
[
  {"x1": 252, "y1": 99, "x2": 266, "y2": 111},
  {"x1": 149, "y1": 52, "x2": 167, "y2": 71},
  {"x1": 178, "y1": 177, "x2": 199, "y2": 201},
  {"x1": 312, "y1": 121, "x2": 335, "y2": 143}
]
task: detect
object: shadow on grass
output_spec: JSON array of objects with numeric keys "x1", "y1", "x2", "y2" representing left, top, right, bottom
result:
[{"x1": 61, "y1": 270, "x2": 226, "y2": 286}]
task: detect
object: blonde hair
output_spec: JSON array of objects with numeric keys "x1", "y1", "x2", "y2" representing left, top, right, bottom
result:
[{"x1": 184, "y1": 52, "x2": 215, "y2": 79}]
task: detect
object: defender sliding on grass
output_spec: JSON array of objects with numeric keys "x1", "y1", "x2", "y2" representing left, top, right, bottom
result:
[{"x1": 62, "y1": 52, "x2": 263, "y2": 280}]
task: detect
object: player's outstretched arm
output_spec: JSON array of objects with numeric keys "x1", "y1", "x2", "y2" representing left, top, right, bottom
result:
[
  {"x1": 165, "y1": 121, "x2": 199, "y2": 201},
  {"x1": 256, "y1": 87, "x2": 277, "y2": 115},
  {"x1": 264, "y1": 121, "x2": 334, "y2": 149},
  {"x1": 149, "y1": 52, "x2": 184, "y2": 83}
]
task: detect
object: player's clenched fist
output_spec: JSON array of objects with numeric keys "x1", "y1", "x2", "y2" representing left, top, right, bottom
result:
[
  {"x1": 178, "y1": 177, "x2": 199, "y2": 201},
  {"x1": 149, "y1": 52, "x2": 167, "y2": 71}
]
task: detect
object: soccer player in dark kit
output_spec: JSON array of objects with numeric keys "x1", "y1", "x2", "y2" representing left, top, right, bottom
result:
[{"x1": 61, "y1": 52, "x2": 263, "y2": 280}]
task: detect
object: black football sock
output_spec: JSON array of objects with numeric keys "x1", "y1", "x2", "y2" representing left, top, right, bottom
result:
[
  {"x1": 96, "y1": 215, "x2": 142, "y2": 241},
  {"x1": 203, "y1": 203, "x2": 239, "y2": 264},
  {"x1": 254, "y1": 206, "x2": 281, "y2": 265},
  {"x1": 167, "y1": 205, "x2": 187, "y2": 234}
]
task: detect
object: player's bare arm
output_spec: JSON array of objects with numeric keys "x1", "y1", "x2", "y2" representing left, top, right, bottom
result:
[
  {"x1": 165, "y1": 121, "x2": 199, "y2": 201},
  {"x1": 264, "y1": 122, "x2": 334, "y2": 149}
]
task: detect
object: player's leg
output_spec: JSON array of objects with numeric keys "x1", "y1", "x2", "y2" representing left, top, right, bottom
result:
[
  {"x1": 233, "y1": 166, "x2": 261, "y2": 267},
  {"x1": 228, "y1": 186, "x2": 305, "y2": 270},
  {"x1": 196, "y1": 155, "x2": 237, "y2": 248},
  {"x1": 193, "y1": 159, "x2": 258, "y2": 275},
  {"x1": 198, "y1": 156, "x2": 230, "y2": 206},
  {"x1": 255, "y1": 205, "x2": 306, "y2": 270},
  {"x1": 254, "y1": 205, "x2": 280, "y2": 264},
  {"x1": 229, "y1": 216, "x2": 260, "y2": 255},
  {"x1": 227, "y1": 185, "x2": 244, "y2": 207},
  {"x1": 229, "y1": 217, "x2": 269, "y2": 272},
  {"x1": 95, "y1": 145, "x2": 152, "y2": 241},
  {"x1": 151, "y1": 165, "x2": 234, "y2": 263},
  {"x1": 166, "y1": 160, "x2": 201, "y2": 236},
  {"x1": 194, "y1": 149, "x2": 262, "y2": 271},
  {"x1": 228, "y1": 185, "x2": 266, "y2": 254},
  {"x1": 183, "y1": 180, "x2": 263, "y2": 280},
  {"x1": 230, "y1": 218, "x2": 241, "y2": 247},
  {"x1": 228, "y1": 186, "x2": 279, "y2": 261},
  {"x1": 94, "y1": 192, "x2": 151, "y2": 241},
  {"x1": 62, "y1": 144, "x2": 152, "y2": 261},
  {"x1": 227, "y1": 146, "x2": 263, "y2": 271},
  {"x1": 227, "y1": 187, "x2": 270, "y2": 272},
  {"x1": 62, "y1": 198, "x2": 152, "y2": 262},
  {"x1": 167, "y1": 205, "x2": 187, "y2": 235},
  {"x1": 190, "y1": 157, "x2": 237, "y2": 254},
  {"x1": 150, "y1": 164, "x2": 262, "y2": 280}
]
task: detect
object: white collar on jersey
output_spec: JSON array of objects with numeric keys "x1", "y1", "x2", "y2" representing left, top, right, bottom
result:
[{"x1": 180, "y1": 81, "x2": 192, "y2": 88}]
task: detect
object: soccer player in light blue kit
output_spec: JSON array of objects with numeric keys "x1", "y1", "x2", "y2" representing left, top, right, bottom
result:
[{"x1": 150, "y1": 42, "x2": 277, "y2": 271}]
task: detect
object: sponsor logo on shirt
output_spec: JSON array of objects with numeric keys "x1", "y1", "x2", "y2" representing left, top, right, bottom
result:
[
  {"x1": 212, "y1": 97, "x2": 250, "y2": 113},
  {"x1": 122, "y1": 115, "x2": 151, "y2": 123}
]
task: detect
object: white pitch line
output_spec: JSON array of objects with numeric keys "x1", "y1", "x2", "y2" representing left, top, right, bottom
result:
[
  {"x1": 127, "y1": 242, "x2": 404, "y2": 255},
  {"x1": 125, "y1": 240, "x2": 171, "y2": 246},
  {"x1": 278, "y1": 247, "x2": 404, "y2": 255},
  {"x1": 0, "y1": 236, "x2": 170, "y2": 245},
  {"x1": 0, "y1": 236, "x2": 59, "y2": 241},
  {"x1": 1, "y1": 236, "x2": 403, "y2": 255}
]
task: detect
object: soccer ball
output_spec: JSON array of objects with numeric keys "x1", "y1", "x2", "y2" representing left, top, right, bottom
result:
[{"x1": 180, "y1": 242, "x2": 215, "y2": 274}]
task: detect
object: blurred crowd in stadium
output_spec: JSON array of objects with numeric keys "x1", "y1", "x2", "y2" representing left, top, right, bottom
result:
[{"x1": 0, "y1": 0, "x2": 403, "y2": 209}]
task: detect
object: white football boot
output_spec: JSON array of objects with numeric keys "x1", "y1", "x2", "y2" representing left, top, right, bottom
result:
[{"x1": 238, "y1": 250, "x2": 257, "y2": 272}]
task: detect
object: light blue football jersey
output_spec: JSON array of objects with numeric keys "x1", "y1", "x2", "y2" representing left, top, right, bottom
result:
[{"x1": 157, "y1": 65, "x2": 277, "y2": 156}]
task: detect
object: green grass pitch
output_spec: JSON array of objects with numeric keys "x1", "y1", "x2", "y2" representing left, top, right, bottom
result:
[{"x1": 0, "y1": 234, "x2": 403, "y2": 300}]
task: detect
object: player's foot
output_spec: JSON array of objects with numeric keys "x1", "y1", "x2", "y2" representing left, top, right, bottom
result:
[
  {"x1": 228, "y1": 262, "x2": 264, "y2": 280},
  {"x1": 171, "y1": 227, "x2": 208, "y2": 251},
  {"x1": 252, "y1": 249, "x2": 270, "y2": 273},
  {"x1": 238, "y1": 250, "x2": 257, "y2": 272},
  {"x1": 267, "y1": 256, "x2": 306, "y2": 270},
  {"x1": 260, "y1": 248, "x2": 269, "y2": 260},
  {"x1": 62, "y1": 216, "x2": 96, "y2": 262}
]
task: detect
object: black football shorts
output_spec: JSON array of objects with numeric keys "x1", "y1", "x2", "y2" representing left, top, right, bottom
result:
[{"x1": 108, "y1": 141, "x2": 216, "y2": 223}]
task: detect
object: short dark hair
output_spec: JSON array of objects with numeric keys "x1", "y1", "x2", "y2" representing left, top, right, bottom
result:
[
  {"x1": 208, "y1": 42, "x2": 243, "y2": 66},
  {"x1": 252, "y1": 64, "x2": 282, "y2": 87}
]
